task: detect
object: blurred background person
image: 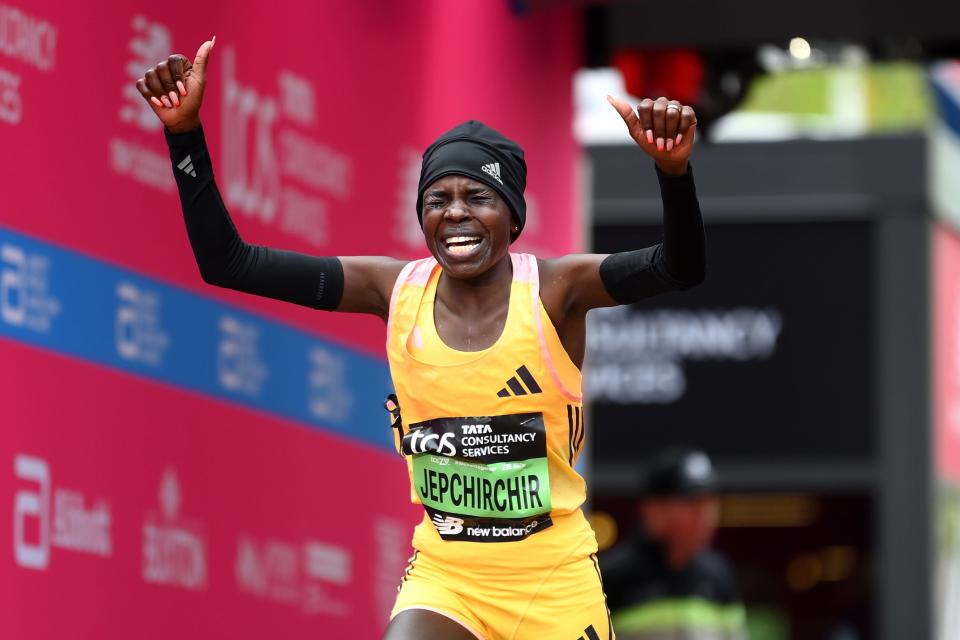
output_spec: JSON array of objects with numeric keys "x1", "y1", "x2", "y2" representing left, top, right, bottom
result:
[{"x1": 600, "y1": 448, "x2": 746, "y2": 640}]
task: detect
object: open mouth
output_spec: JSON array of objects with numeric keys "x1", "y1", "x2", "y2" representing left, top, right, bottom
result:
[{"x1": 443, "y1": 235, "x2": 483, "y2": 257}]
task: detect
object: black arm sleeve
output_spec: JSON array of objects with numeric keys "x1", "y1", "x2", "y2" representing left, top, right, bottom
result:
[
  {"x1": 598, "y1": 163, "x2": 706, "y2": 304},
  {"x1": 165, "y1": 126, "x2": 344, "y2": 311}
]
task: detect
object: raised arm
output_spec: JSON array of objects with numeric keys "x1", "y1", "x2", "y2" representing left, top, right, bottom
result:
[
  {"x1": 136, "y1": 39, "x2": 403, "y2": 320},
  {"x1": 541, "y1": 95, "x2": 705, "y2": 316}
]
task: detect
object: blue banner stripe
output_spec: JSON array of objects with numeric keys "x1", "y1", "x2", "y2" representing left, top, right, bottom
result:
[
  {"x1": 932, "y1": 75, "x2": 960, "y2": 139},
  {"x1": 0, "y1": 225, "x2": 395, "y2": 451}
]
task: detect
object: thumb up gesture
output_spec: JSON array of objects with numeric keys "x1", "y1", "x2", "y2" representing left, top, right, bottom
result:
[
  {"x1": 136, "y1": 37, "x2": 216, "y2": 134},
  {"x1": 607, "y1": 95, "x2": 697, "y2": 175}
]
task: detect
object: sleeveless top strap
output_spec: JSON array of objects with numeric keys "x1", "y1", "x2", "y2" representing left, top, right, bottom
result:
[{"x1": 521, "y1": 254, "x2": 583, "y2": 403}]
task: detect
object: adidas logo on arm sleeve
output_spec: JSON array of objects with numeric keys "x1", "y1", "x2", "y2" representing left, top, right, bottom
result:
[{"x1": 177, "y1": 154, "x2": 196, "y2": 178}]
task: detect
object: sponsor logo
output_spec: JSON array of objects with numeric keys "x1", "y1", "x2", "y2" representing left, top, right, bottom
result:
[
  {"x1": 235, "y1": 534, "x2": 352, "y2": 616},
  {"x1": 303, "y1": 540, "x2": 351, "y2": 585},
  {"x1": 0, "y1": 67, "x2": 21, "y2": 125},
  {"x1": 587, "y1": 306, "x2": 784, "y2": 403},
  {"x1": 0, "y1": 5, "x2": 58, "y2": 72},
  {"x1": 177, "y1": 154, "x2": 197, "y2": 178},
  {"x1": 109, "y1": 138, "x2": 176, "y2": 192},
  {"x1": 423, "y1": 506, "x2": 553, "y2": 543},
  {"x1": 115, "y1": 281, "x2": 170, "y2": 366},
  {"x1": 496, "y1": 364, "x2": 542, "y2": 397},
  {"x1": 110, "y1": 15, "x2": 175, "y2": 193},
  {"x1": 481, "y1": 162, "x2": 503, "y2": 185},
  {"x1": 218, "y1": 314, "x2": 269, "y2": 396},
  {"x1": 431, "y1": 514, "x2": 464, "y2": 536},
  {"x1": 278, "y1": 70, "x2": 316, "y2": 126},
  {"x1": 307, "y1": 346, "x2": 352, "y2": 421},
  {"x1": 236, "y1": 536, "x2": 298, "y2": 605},
  {"x1": 1, "y1": 242, "x2": 61, "y2": 333},
  {"x1": 404, "y1": 413, "x2": 544, "y2": 462},
  {"x1": 578, "y1": 624, "x2": 601, "y2": 640},
  {"x1": 221, "y1": 46, "x2": 350, "y2": 248},
  {"x1": 406, "y1": 430, "x2": 457, "y2": 457},
  {"x1": 118, "y1": 15, "x2": 167, "y2": 133},
  {"x1": 12, "y1": 454, "x2": 112, "y2": 571},
  {"x1": 142, "y1": 468, "x2": 207, "y2": 590},
  {"x1": 465, "y1": 520, "x2": 542, "y2": 538}
]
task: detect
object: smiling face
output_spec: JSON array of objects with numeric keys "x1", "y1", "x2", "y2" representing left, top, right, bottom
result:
[{"x1": 421, "y1": 174, "x2": 514, "y2": 280}]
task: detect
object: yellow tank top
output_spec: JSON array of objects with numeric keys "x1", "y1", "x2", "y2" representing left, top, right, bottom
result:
[{"x1": 386, "y1": 253, "x2": 597, "y2": 567}]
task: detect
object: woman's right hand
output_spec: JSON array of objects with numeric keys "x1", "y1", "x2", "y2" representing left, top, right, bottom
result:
[{"x1": 135, "y1": 37, "x2": 216, "y2": 134}]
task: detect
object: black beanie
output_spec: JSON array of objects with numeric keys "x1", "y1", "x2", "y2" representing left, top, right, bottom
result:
[{"x1": 416, "y1": 121, "x2": 527, "y2": 238}]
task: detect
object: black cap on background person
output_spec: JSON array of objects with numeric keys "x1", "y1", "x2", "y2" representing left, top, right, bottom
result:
[{"x1": 641, "y1": 447, "x2": 718, "y2": 498}]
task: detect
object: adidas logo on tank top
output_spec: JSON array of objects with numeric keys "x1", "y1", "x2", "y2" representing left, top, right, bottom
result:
[{"x1": 497, "y1": 365, "x2": 542, "y2": 397}]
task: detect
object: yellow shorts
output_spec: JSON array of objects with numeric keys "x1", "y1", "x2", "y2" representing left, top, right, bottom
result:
[{"x1": 391, "y1": 544, "x2": 613, "y2": 640}]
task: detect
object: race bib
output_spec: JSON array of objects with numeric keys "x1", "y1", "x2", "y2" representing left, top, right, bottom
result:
[{"x1": 402, "y1": 412, "x2": 553, "y2": 542}]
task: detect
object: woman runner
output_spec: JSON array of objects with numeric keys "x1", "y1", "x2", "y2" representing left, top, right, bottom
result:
[{"x1": 136, "y1": 38, "x2": 705, "y2": 640}]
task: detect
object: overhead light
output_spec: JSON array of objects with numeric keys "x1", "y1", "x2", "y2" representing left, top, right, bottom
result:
[{"x1": 789, "y1": 37, "x2": 812, "y2": 61}]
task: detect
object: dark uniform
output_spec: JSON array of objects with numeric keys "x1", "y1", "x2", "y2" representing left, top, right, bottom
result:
[
  {"x1": 599, "y1": 449, "x2": 746, "y2": 640},
  {"x1": 601, "y1": 534, "x2": 745, "y2": 639}
]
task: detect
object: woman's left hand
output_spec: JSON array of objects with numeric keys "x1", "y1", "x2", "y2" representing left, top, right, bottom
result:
[{"x1": 607, "y1": 95, "x2": 697, "y2": 176}]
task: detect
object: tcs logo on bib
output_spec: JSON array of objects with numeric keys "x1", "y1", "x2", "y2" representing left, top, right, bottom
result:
[{"x1": 402, "y1": 430, "x2": 457, "y2": 457}]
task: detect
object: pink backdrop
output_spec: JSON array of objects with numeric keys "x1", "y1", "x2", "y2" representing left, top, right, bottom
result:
[
  {"x1": 934, "y1": 224, "x2": 960, "y2": 484},
  {"x1": 0, "y1": 1, "x2": 581, "y2": 637},
  {"x1": 0, "y1": 0, "x2": 581, "y2": 354}
]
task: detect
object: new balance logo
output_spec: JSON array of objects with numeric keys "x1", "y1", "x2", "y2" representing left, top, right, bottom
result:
[
  {"x1": 177, "y1": 155, "x2": 197, "y2": 178},
  {"x1": 497, "y1": 365, "x2": 542, "y2": 397},
  {"x1": 432, "y1": 514, "x2": 464, "y2": 536},
  {"x1": 481, "y1": 162, "x2": 503, "y2": 185}
]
